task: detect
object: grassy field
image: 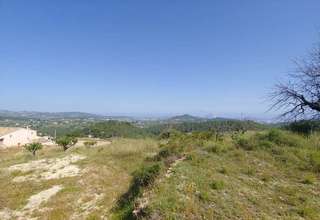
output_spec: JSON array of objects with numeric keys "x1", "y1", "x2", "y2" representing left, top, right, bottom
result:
[
  {"x1": 0, "y1": 138, "x2": 158, "y2": 220},
  {"x1": 137, "y1": 130, "x2": 320, "y2": 220},
  {"x1": 105, "y1": 130, "x2": 320, "y2": 220}
]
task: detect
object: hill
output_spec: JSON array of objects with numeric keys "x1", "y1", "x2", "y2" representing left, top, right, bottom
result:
[
  {"x1": 0, "y1": 110, "x2": 104, "y2": 120},
  {"x1": 166, "y1": 114, "x2": 207, "y2": 122},
  {"x1": 113, "y1": 129, "x2": 320, "y2": 219}
]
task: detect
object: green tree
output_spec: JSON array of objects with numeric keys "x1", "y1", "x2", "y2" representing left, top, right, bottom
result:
[
  {"x1": 24, "y1": 142, "x2": 43, "y2": 156},
  {"x1": 56, "y1": 136, "x2": 78, "y2": 151}
]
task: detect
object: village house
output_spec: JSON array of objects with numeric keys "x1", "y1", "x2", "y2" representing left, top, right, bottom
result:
[{"x1": 0, "y1": 127, "x2": 39, "y2": 148}]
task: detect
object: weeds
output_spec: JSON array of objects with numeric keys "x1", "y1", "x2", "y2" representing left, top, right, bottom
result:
[{"x1": 210, "y1": 180, "x2": 225, "y2": 190}]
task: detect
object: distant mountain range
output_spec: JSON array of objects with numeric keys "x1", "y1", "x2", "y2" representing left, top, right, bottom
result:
[
  {"x1": 0, "y1": 110, "x2": 251, "y2": 123},
  {"x1": 0, "y1": 110, "x2": 104, "y2": 120},
  {"x1": 165, "y1": 114, "x2": 208, "y2": 122}
]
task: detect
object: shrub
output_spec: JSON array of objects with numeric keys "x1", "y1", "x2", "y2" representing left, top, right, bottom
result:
[
  {"x1": 261, "y1": 129, "x2": 303, "y2": 148},
  {"x1": 219, "y1": 167, "x2": 228, "y2": 174},
  {"x1": 191, "y1": 131, "x2": 214, "y2": 141},
  {"x1": 198, "y1": 191, "x2": 210, "y2": 202},
  {"x1": 215, "y1": 132, "x2": 224, "y2": 142},
  {"x1": 115, "y1": 162, "x2": 163, "y2": 216},
  {"x1": 204, "y1": 143, "x2": 228, "y2": 154},
  {"x1": 301, "y1": 174, "x2": 316, "y2": 184},
  {"x1": 245, "y1": 167, "x2": 255, "y2": 176},
  {"x1": 133, "y1": 163, "x2": 162, "y2": 187},
  {"x1": 259, "y1": 140, "x2": 275, "y2": 149},
  {"x1": 24, "y1": 142, "x2": 43, "y2": 156},
  {"x1": 286, "y1": 120, "x2": 320, "y2": 136},
  {"x1": 158, "y1": 148, "x2": 171, "y2": 158},
  {"x1": 309, "y1": 133, "x2": 320, "y2": 149},
  {"x1": 159, "y1": 131, "x2": 171, "y2": 139},
  {"x1": 309, "y1": 152, "x2": 320, "y2": 173},
  {"x1": 236, "y1": 137, "x2": 255, "y2": 151},
  {"x1": 210, "y1": 180, "x2": 225, "y2": 190},
  {"x1": 159, "y1": 129, "x2": 182, "y2": 140},
  {"x1": 297, "y1": 205, "x2": 318, "y2": 218},
  {"x1": 84, "y1": 140, "x2": 97, "y2": 148}
]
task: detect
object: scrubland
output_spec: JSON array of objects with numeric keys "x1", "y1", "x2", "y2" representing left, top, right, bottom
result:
[
  {"x1": 114, "y1": 130, "x2": 320, "y2": 220},
  {"x1": 0, "y1": 130, "x2": 320, "y2": 220},
  {"x1": 0, "y1": 138, "x2": 158, "y2": 219}
]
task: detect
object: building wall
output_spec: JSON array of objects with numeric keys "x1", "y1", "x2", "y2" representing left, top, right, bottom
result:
[{"x1": 0, "y1": 128, "x2": 38, "y2": 147}]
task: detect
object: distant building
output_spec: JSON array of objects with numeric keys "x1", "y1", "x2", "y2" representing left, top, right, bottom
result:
[{"x1": 0, "y1": 127, "x2": 39, "y2": 148}]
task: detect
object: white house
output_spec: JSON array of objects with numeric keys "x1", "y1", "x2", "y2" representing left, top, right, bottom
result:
[{"x1": 0, "y1": 127, "x2": 39, "y2": 148}]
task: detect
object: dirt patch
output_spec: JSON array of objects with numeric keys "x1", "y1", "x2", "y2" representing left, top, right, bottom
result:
[
  {"x1": 7, "y1": 154, "x2": 86, "y2": 182},
  {"x1": 0, "y1": 185, "x2": 63, "y2": 220}
]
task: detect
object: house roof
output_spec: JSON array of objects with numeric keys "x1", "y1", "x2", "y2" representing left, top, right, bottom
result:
[{"x1": 0, "y1": 127, "x2": 22, "y2": 137}]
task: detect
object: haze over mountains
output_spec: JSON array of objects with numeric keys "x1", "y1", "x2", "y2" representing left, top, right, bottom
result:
[
  {"x1": 0, "y1": 110, "x2": 274, "y2": 123},
  {"x1": 0, "y1": 110, "x2": 220, "y2": 121}
]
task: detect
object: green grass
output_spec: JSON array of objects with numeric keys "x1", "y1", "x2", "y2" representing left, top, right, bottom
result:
[{"x1": 140, "y1": 130, "x2": 320, "y2": 219}]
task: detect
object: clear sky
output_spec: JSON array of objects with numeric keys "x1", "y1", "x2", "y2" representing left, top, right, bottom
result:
[{"x1": 1, "y1": 1, "x2": 320, "y2": 118}]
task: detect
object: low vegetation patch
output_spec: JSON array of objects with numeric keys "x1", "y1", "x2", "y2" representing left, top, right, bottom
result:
[{"x1": 130, "y1": 129, "x2": 320, "y2": 219}]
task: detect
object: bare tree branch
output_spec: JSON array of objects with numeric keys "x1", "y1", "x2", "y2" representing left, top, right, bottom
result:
[{"x1": 270, "y1": 41, "x2": 320, "y2": 120}]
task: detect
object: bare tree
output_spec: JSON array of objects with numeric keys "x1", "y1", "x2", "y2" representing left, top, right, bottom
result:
[{"x1": 270, "y1": 41, "x2": 320, "y2": 120}]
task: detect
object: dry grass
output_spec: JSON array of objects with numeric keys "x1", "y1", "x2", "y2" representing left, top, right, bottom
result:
[{"x1": 0, "y1": 138, "x2": 158, "y2": 219}]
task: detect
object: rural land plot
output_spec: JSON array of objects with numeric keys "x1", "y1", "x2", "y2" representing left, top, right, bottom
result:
[{"x1": 0, "y1": 138, "x2": 158, "y2": 220}]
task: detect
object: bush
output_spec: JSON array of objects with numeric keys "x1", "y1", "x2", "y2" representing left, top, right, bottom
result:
[
  {"x1": 261, "y1": 129, "x2": 303, "y2": 148},
  {"x1": 198, "y1": 191, "x2": 210, "y2": 202},
  {"x1": 204, "y1": 143, "x2": 228, "y2": 154},
  {"x1": 218, "y1": 167, "x2": 228, "y2": 174},
  {"x1": 236, "y1": 137, "x2": 255, "y2": 151},
  {"x1": 210, "y1": 180, "x2": 225, "y2": 190},
  {"x1": 309, "y1": 152, "x2": 320, "y2": 173},
  {"x1": 301, "y1": 173, "x2": 316, "y2": 184},
  {"x1": 259, "y1": 140, "x2": 276, "y2": 149},
  {"x1": 133, "y1": 163, "x2": 162, "y2": 187},
  {"x1": 115, "y1": 162, "x2": 163, "y2": 217},
  {"x1": 286, "y1": 120, "x2": 320, "y2": 136},
  {"x1": 191, "y1": 131, "x2": 214, "y2": 141},
  {"x1": 84, "y1": 140, "x2": 97, "y2": 148}
]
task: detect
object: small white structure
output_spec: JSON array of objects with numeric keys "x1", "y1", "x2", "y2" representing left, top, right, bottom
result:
[{"x1": 0, "y1": 127, "x2": 39, "y2": 148}]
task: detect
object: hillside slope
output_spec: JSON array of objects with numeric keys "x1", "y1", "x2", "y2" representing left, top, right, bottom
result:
[{"x1": 114, "y1": 130, "x2": 320, "y2": 219}]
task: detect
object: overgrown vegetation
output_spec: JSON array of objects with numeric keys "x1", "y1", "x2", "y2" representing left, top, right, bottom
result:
[
  {"x1": 83, "y1": 140, "x2": 97, "y2": 147},
  {"x1": 114, "y1": 129, "x2": 320, "y2": 219},
  {"x1": 284, "y1": 120, "x2": 320, "y2": 136}
]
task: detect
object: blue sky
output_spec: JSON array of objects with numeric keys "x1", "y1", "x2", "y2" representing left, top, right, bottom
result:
[{"x1": 1, "y1": 1, "x2": 320, "y2": 118}]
